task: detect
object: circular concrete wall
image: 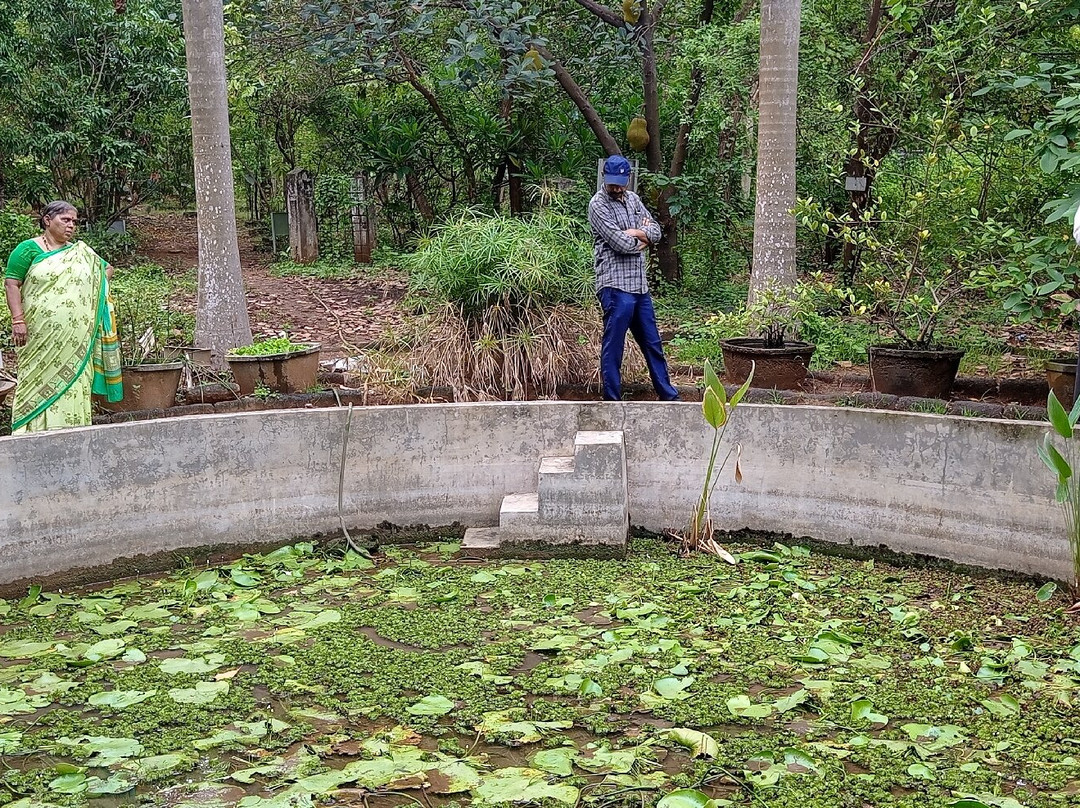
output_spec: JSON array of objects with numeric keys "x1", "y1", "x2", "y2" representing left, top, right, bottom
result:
[{"x1": 0, "y1": 402, "x2": 1068, "y2": 585}]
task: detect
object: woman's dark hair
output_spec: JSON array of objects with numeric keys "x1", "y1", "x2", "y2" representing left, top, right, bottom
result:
[{"x1": 40, "y1": 200, "x2": 77, "y2": 228}]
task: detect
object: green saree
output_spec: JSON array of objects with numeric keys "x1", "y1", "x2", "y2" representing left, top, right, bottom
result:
[{"x1": 10, "y1": 241, "x2": 122, "y2": 434}]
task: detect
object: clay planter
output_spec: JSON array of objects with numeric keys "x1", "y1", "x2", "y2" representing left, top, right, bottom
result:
[
  {"x1": 163, "y1": 345, "x2": 213, "y2": 367},
  {"x1": 1046, "y1": 358, "x2": 1077, "y2": 410},
  {"x1": 868, "y1": 344, "x2": 965, "y2": 400},
  {"x1": 226, "y1": 343, "x2": 321, "y2": 396},
  {"x1": 720, "y1": 338, "x2": 817, "y2": 390},
  {"x1": 100, "y1": 362, "x2": 184, "y2": 412}
]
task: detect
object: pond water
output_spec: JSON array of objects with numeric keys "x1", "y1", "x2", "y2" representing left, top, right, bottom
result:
[{"x1": 0, "y1": 538, "x2": 1076, "y2": 808}]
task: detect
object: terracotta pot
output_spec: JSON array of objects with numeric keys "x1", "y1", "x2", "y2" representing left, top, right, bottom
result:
[
  {"x1": 868, "y1": 344, "x2": 964, "y2": 399},
  {"x1": 1046, "y1": 358, "x2": 1077, "y2": 410},
  {"x1": 99, "y1": 362, "x2": 184, "y2": 412},
  {"x1": 720, "y1": 338, "x2": 817, "y2": 390},
  {"x1": 226, "y1": 342, "x2": 321, "y2": 395},
  {"x1": 163, "y1": 345, "x2": 213, "y2": 367}
]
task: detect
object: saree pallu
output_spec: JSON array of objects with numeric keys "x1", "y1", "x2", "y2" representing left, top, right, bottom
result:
[{"x1": 11, "y1": 241, "x2": 122, "y2": 434}]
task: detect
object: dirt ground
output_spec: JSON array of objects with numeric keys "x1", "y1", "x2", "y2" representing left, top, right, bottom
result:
[{"x1": 130, "y1": 211, "x2": 410, "y2": 355}]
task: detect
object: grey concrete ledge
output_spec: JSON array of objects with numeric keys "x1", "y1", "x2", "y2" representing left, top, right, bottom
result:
[{"x1": 0, "y1": 402, "x2": 1070, "y2": 585}]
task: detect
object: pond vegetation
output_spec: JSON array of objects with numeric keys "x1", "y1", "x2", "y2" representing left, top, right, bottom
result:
[{"x1": 0, "y1": 539, "x2": 1076, "y2": 808}]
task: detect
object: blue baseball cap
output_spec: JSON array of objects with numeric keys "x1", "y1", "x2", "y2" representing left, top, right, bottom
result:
[{"x1": 603, "y1": 155, "x2": 631, "y2": 186}]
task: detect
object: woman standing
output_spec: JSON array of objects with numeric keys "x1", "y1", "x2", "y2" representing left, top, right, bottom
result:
[{"x1": 4, "y1": 201, "x2": 123, "y2": 433}]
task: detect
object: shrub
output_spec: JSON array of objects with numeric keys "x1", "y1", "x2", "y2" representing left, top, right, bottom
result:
[
  {"x1": 404, "y1": 210, "x2": 599, "y2": 400},
  {"x1": 0, "y1": 206, "x2": 36, "y2": 259}
]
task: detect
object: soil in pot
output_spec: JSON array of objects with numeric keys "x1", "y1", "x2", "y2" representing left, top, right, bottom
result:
[
  {"x1": 1045, "y1": 358, "x2": 1077, "y2": 410},
  {"x1": 720, "y1": 338, "x2": 817, "y2": 390},
  {"x1": 226, "y1": 343, "x2": 321, "y2": 395},
  {"x1": 868, "y1": 344, "x2": 964, "y2": 400},
  {"x1": 98, "y1": 362, "x2": 184, "y2": 412}
]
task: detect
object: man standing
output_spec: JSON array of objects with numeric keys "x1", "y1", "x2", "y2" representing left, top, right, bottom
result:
[{"x1": 588, "y1": 155, "x2": 680, "y2": 402}]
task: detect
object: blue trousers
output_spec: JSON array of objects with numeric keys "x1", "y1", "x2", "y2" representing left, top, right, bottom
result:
[{"x1": 598, "y1": 287, "x2": 680, "y2": 401}]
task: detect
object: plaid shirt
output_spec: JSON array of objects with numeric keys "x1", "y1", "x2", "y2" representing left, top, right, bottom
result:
[{"x1": 588, "y1": 189, "x2": 662, "y2": 295}]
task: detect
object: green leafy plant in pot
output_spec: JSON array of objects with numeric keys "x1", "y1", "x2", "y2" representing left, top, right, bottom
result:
[
  {"x1": 226, "y1": 337, "x2": 322, "y2": 396},
  {"x1": 720, "y1": 283, "x2": 817, "y2": 390},
  {"x1": 970, "y1": 224, "x2": 1080, "y2": 408},
  {"x1": 105, "y1": 294, "x2": 184, "y2": 412}
]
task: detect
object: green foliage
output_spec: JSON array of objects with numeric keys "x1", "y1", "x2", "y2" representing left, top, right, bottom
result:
[
  {"x1": 109, "y1": 262, "x2": 193, "y2": 366},
  {"x1": 0, "y1": 0, "x2": 187, "y2": 222},
  {"x1": 0, "y1": 206, "x2": 36, "y2": 259},
  {"x1": 228, "y1": 338, "x2": 311, "y2": 357},
  {"x1": 1038, "y1": 390, "x2": 1080, "y2": 591},
  {"x1": 406, "y1": 210, "x2": 593, "y2": 312},
  {"x1": 684, "y1": 359, "x2": 752, "y2": 559}
]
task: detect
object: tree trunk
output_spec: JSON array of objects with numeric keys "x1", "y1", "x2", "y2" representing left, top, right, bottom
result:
[
  {"x1": 749, "y1": 0, "x2": 802, "y2": 303},
  {"x1": 182, "y1": 0, "x2": 253, "y2": 366}
]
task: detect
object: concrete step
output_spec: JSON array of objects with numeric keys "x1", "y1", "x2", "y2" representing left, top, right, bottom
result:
[
  {"x1": 538, "y1": 456, "x2": 575, "y2": 475},
  {"x1": 461, "y1": 527, "x2": 501, "y2": 556},
  {"x1": 573, "y1": 430, "x2": 626, "y2": 479},
  {"x1": 498, "y1": 492, "x2": 538, "y2": 528}
]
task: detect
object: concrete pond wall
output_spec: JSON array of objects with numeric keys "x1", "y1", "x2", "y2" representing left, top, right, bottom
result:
[{"x1": 0, "y1": 402, "x2": 1069, "y2": 586}]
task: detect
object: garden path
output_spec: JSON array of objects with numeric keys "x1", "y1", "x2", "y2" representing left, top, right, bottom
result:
[{"x1": 130, "y1": 211, "x2": 409, "y2": 357}]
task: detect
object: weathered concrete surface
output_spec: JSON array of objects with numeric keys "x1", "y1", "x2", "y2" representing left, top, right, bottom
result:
[
  {"x1": 463, "y1": 430, "x2": 629, "y2": 556},
  {"x1": 0, "y1": 403, "x2": 1069, "y2": 584}
]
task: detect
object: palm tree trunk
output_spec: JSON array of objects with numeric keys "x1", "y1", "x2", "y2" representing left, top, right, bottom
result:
[
  {"x1": 749, "y1": 0, "x2": 802, "y2": 303},
  {"x1": 181, "y1": 0, "x2": 253, "y2": 366}
]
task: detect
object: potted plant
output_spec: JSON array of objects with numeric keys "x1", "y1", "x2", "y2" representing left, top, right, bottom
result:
[
  {"x1": 719, "y1": 282, "x2": 817, "y2": 390},
  {"x1": 100, "y1": 296, "x2": 184, "y2": 412},
  {"x1": 972, "y1": 229, "x2": 1080, "y2": 408},
  {"x1": 226, "y1": 337, "x2": 321, "y2": 395}
]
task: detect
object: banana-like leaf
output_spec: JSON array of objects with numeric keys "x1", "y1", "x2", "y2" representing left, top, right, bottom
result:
[
  {"x1": 703, "y1": 388, "x2": 726, "y2": 429},
  {"x1": 1046, "y1": 439, "x2": 1073, "y2": 481},
  {"x1": 729, "y1": 361, "x2": 755, "y2": 408},
  {"x1": 1047, "y1": 391, "x2": 1074, "y2": 439},
  {"x1": 703, "y1": 359, "x2": 726, "y2": 406}
]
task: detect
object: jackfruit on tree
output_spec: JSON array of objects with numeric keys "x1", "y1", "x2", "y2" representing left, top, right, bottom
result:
[
  {"x1": 524, "y1": 48, "x2": 543, "y2": 71},
  {"x1": 627, "y1": 117, "x2": 650, "y2": 152},
  {"x1": 622, "y1": 0, "x2": 640, "y2": 24}
]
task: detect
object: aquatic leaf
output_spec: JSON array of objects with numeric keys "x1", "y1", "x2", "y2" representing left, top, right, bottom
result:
[
  {"x1": 48, "y1": 773, "x2": 87, "y2": 795},
  {"x1": 239, "y1": 795, "x2": 313, "y2": 808},
  {"x1": 121, "y1": 648, "x2": 147, "y2": 663},
  {"x1": 726, "y1": 694, "x2": 773, "y2": 719},
  {"x1": 230, "y1": 759, "x2": 284, "y2": 784},
  {"x1": 478, "y1": 710, "x2": 572, "y2": 743},
  {"x1": 654, "y1": 676, "x2": 695, "y2": 700},
  {"x1": 667, "y1": 728, "x2": 719, "y2": 759},
  {"x1": 91, "y1": 619, "x2": 138, "y2": 636},
  {"x1": 531, "y1": 747, "x2": 576, "y2": 776},
  {"x1": 907, "y1": 762, "x2": 935, "y2": 781},
  {"x1": 979, "y1": 694, "x2": 1020, "y2": 717},
  {"x1": 656, "y1": 789, "x2": 719, "y2": 808},
  {"x1": 85, "y1": 773, "x2": 137, "y2": 795},
  {"x1": 0, "y1": 730, "x2": 23, "y2": 752},
  {"x1": 168, "y1": 680, "x2": 229, "y2": 704},
  {"x1": 426, "y1": 760, "x2": 481, "y2": 793},
  {"x1": 84, "y1": 638, "x2": 126, "y2": 661},
  {"x1": 128, "y1": 753, "x2": 195, "y2": 777},
  {"x1": 773, "y1": 689, "x2": 808, "y2": 713},
  {"x1": 470, "y1": 570, "x2": 499, "y2": 583},
  {"x1": 531, "y1": 634, "x2": 579, "y2": 652},
  {"x1": 0, "y1": 640, "x2": 55, "y2": 658},
  {"x1": 19, "y1": 585, "x2": 42, "y2": 612},
  {"x1": 87, "y1": 689, "x2": 157, "y2": 709},
  {"x1": 230, "y1": 569, "x2": 261, "y2": 587},
  {"x1": 0, "y1": 688, "x2": 50, "y2": 714},
  {"x1": 782, "y1": 748, "x2": 821, "y2": 774},
  {"x1": 1036, "y1": 582, "x2": 1057, "y2": 602},
  {"x1": 472, "y1": 767, "x2": 578, "y2": 804},
  {"x1": 851, "y1": 698, "x2": 889, "y2": 726},
  {"x1": 900, "y1": 723, "x2": 967, "y2": 752},
  {"x1": 407, "y1": 694, "x2": 455, "y2": 716},
  {"x1": 576, "y1": 746, "x2": 640, "y2": 774},
  {"x1": 160, "y1": 654, "x2": 225, "y2": 675},
  {"x1": 56, "y1": 735, "x2": 143, "y2": 767}
]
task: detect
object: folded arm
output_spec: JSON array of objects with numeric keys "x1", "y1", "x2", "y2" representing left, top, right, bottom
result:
[{"x1": 589, "y1": 199, "x2": 646, "y2": 254}]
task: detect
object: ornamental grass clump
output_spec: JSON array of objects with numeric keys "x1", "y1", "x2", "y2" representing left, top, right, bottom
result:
[{"x1": 405, "y1": 210, "x2": 600, "y2": 400}]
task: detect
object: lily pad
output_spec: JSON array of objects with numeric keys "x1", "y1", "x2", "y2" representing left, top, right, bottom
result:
[
  {"x1": 407, "y1": 694, "x2": 455, "y2": 716},
  {"x1": 169, "y1": 680, "x2": 230, "y2": 705}
]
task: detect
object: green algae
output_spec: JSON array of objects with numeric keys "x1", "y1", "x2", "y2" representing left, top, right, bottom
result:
[{"x1": 0, "y1": 539, "x2": 1074, "y2": 808}]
